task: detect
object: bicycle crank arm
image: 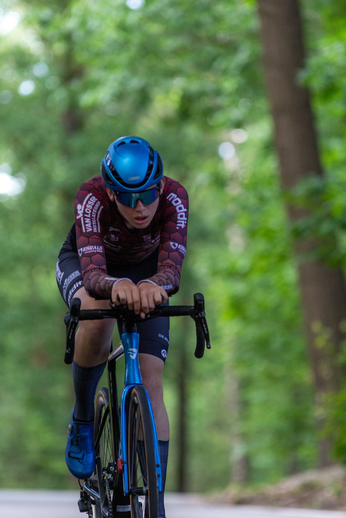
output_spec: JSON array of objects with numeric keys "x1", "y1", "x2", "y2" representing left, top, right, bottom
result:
[{"x1": 82, "y1": 484, "x2": 100, "y2": 502}]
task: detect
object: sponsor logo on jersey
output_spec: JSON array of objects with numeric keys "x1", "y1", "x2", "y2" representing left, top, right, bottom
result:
[
  {"x1": 170, "y1": 242, "x2": 186, "y2": 255},
  {"x1": 78, "y1": 245, "x2": 104, "y2": 256},
  {"x1": 161, "y1": 349, "x2": 167, "y2": 358},
  {"x1": 167, "y1": 193, "x2": 187, "y2": 229},
  {"x1": 76, "y1": 194, "x2": 103, "y2": 234}
]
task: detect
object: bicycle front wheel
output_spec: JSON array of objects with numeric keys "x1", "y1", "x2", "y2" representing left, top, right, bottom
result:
[{"x1": 127, "y1": 386, "x2": 158, "y2": 518}]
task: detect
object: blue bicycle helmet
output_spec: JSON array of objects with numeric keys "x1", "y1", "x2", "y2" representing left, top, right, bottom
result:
[{"x1": 101, "y1": 136, "x2": 163, "y2": 193}]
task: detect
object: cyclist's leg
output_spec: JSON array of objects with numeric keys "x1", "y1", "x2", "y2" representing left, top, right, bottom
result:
[
  {"x1": 72, "y1": 286, "x2": 115, "y2": 418},
  {"x1": 65, "y1": 286, "x2": 116, "y2": 479},
  {"x1": 73, "y1": 286, "x2": 115, "y2": 367},
  {"x1": 139, "y1": 354, "x2": 169, "y2": 440},
  {"x1": 57, "y1": 253, "x2": 115, "y2": 479}
]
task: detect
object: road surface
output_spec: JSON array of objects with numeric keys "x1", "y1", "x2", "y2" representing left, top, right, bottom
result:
[{"x1": 0, "y1": 491, "x2": 345, "y2": 518}]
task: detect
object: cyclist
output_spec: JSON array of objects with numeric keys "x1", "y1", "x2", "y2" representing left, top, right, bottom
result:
[{"x1": 56, "y1": 135, "x2": 188, "y2": 518}]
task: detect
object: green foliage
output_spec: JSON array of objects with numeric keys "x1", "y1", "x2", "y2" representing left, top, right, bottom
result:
[
  {"x1": 302, "y1": 0, "x2": 346, "y2": 177},
  {"x1": 283, "y1": 175, "x2": 346, "y2": 265},
  {"x1": 324, "y1": 386, "x2": 346, "y2": 464},
  {"x1": 1, "y1": 0, "x2": 346, "y2": 494}
]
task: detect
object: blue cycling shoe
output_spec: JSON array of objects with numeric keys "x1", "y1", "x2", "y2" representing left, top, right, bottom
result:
[{"x1": 65, "y1": 413, "x2": 95, "y2": 479}]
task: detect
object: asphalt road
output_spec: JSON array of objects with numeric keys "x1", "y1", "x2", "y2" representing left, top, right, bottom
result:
[{"x1": 0, "y1": 491, "x2": 345, "y2": 518}]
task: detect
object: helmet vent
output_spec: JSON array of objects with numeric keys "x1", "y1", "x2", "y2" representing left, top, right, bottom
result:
[
  {"x1": 101, "y1": 162, "x2": 117, "y2": 187},
  {"x1": 153, "y1": 154, "x2": 163, "y2": 181},
  {"x1": 146, "y1": 146, "x2": 155, "y2": 177}
]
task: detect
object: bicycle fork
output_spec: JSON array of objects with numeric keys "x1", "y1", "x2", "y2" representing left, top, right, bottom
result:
[{"x1": 119, "y1": 330, "x2": 162, "y2": 495}]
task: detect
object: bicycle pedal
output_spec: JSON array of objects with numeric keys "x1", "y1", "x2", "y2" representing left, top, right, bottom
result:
[{"x1": 78, "y1": 497, "x2": 90, "y2": 513}]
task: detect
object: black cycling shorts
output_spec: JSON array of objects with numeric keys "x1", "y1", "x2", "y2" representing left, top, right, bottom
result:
[{"x1": 56, "y1": 249, "x2": 170, "y2": 362}]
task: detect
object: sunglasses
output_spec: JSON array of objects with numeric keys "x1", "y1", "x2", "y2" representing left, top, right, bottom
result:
[{"x1": 115, "y1": 185, "x2": 160, "y2": 208}]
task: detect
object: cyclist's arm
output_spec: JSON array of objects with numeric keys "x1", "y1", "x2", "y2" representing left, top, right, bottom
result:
[
  {"x1": 141, "y1": 182, "x2": 189, "y2": 295},
  {"x1": 74, "y1": 183, "x2": 123, "y2": 299}
]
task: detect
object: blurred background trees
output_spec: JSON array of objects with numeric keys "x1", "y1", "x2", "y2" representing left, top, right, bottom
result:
[
  {"x1": 257, "y1": 0, "x2": 346, "y2": 467},
  {"x1": 1, "y1": 0, "x2": 346, "y2": 493}
]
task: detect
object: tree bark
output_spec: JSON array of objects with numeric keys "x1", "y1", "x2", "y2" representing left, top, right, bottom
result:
[{"x1": 257, "y1": 0, "x2": 346, "y2": 466}]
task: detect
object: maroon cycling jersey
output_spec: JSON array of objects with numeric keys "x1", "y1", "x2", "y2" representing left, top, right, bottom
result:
[{"x1": 73, "y1": 175, "x2": 188, "y2": 299}]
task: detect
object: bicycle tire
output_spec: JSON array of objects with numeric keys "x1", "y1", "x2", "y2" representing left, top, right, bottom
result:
[
  {"x1": 127, "y1": 386, "x2": 158, "y2": 518},
  {"x1": 94, "y1": 387, "x2": 116, "y2": 518}
]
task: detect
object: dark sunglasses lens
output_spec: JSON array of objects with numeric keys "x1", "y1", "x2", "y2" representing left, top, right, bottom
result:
[{"x1": 116, "y1": 187, "x2": 159, "y2": 207}]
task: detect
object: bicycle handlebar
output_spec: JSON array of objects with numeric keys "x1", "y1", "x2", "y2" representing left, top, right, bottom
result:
[{"x1": 64, "y1": 293, "x2": 211, "y2": 364}]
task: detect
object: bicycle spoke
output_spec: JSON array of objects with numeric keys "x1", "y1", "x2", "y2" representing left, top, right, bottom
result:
[{"x1": 95, "y1": 388, "x2": 117, "y2": 518}]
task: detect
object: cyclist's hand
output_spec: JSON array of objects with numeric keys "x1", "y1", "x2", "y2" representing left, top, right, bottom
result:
[
  {"x1": 111, "y1": 279, "x2": 141, "y2": 314},
  {"x1": 138, "y1": 282, "x2": 168, "y2": 318}
]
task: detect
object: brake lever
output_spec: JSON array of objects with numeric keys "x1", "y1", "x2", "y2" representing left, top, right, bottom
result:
[
  {"x1": 201, "y1": 316, "x2": 211, "y2": 349},
  {"x1": 194, "y1": 293, "x2": 211, "y2": 345},
  {"x1": 193, "y1": 293, "x2": 211, "y2": 358}
]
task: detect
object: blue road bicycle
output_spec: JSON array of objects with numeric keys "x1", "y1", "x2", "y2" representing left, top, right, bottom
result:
[{"x1": 64, "y1": 293, "x2": 211, "y2": 518}]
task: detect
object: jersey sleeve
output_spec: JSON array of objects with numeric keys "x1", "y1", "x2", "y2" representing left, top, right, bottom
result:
[
  {"x1": 145, "y1": 184, "x2": 189, "y2": 295},
  {"x1": 74, "y1": 183, "x2": 116, "y2": 299}
]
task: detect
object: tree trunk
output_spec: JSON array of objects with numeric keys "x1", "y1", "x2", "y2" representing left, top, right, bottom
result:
[{"x1": 257, "y1": 0, "x2": 346, "y2": 466}]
